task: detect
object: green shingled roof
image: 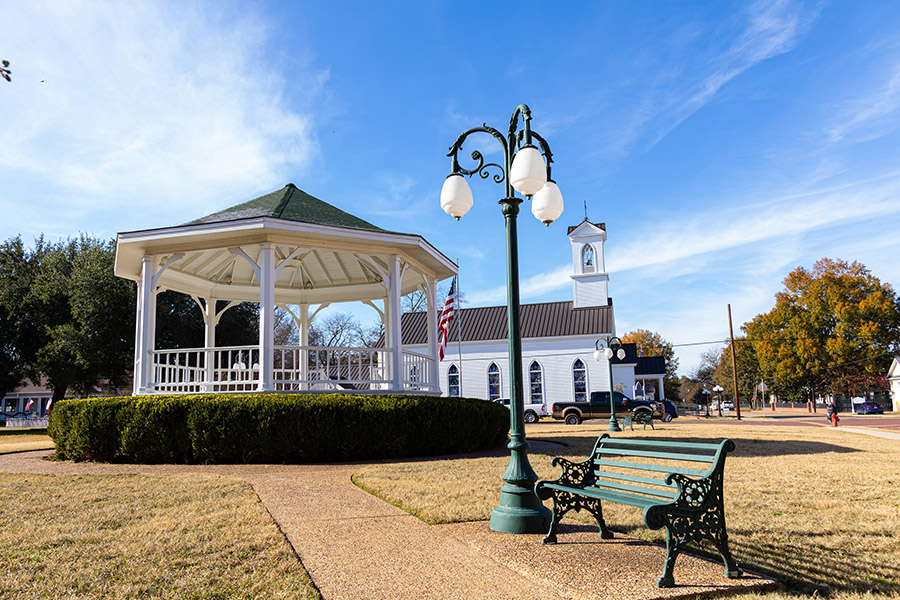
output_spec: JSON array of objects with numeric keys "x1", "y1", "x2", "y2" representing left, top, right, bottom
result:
[{"x1": 184, "y1": 184, "x2": 385, "y2": 232}]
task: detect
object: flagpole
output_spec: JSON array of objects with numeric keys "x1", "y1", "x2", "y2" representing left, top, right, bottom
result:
[{"x1": 455, "y1": 261, "x2": 463, "y2": 387}]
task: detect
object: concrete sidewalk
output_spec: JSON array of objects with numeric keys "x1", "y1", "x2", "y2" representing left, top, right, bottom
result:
[{"x1": 0, "y1": 450, "x2": 777, "y2": 600}]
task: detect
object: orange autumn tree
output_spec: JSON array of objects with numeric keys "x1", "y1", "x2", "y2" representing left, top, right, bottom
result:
[
  {"x1": 621, "y1": 329, "x2": 680, "y2": 398},
  {"x1": 744, "y1": 258, "x2": 900, "y2": 401}
]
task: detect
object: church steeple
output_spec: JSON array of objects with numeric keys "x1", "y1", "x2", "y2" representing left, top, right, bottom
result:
[{"x1": 567, "y1": 220, "x2": 610, "y2": 308}]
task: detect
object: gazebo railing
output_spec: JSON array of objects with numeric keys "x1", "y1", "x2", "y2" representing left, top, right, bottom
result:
[
  {"x1": 149, "y1": 345, "x2": 433, "y2": 393},
  {"x1": 273, "y1": 345, "x2": 391, "y2": 391},
  {"x1": 152, "y1": 346, "x2": 261, "y2": 393},
  {"x1": 402, "y1": 349, "x2": 433, "y2": 391}
]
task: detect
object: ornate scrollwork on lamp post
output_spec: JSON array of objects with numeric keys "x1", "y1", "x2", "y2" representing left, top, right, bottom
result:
[
  {"x1": 440, "y1": 104, "x2": 563, "y2": 535},
  {"x1": 594, "y1": 336, "x2": 626, "y2": 432}
]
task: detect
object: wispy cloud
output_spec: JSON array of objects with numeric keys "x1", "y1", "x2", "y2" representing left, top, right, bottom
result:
[
  {"x1": 465, "y1": 171, "x2": 900, "y2": 311},
  {"x1": 0, "y1": 1, "x2": 324, "y2": 235},
  {"x1": 468, "y1": 263, "x2": 571, "y2": 305},
  {"x1": 827, "y1": 65, "x2": 900, "y2": 143},
  {"x1": 579, "y1": 0, "x2": 811, "y2": 165},
  {"x1": 611, "y1": 174, "x2": 900, "y2": 274}
]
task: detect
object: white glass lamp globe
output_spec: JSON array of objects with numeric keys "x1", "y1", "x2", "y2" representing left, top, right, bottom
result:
[
  {"x1": 616, "y1": 348, "x2": 626, "y2": 360},
  {"x1": 531, "y1": 180, "x2": 564, "y2": 225},
  {"x1": 593, "y1": 349, "x2": 603, "y2": 361},
  {"x1": 510, "y1": 146, "x2": 547, "y2": 196},
  {"x1": 604, "y1": 348, "x2": 614, "y2": 360},
  {"x1": 440, "y1": 174, "x2": 473, "y2": 220}
]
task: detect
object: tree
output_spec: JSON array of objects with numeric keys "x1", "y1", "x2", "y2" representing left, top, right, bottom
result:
[
  {"x1": 14, "y1": 236, "x2": 138, "y2": 400},
  {"x1": 0, "y1": 237, "x2": 34, "y2": 397},
  {"x1": 155, "y1": 292, "x2": 258, "y2": 349},
  {"x1": 1, "y1": 60, "x2": 10, "y2": 82},
  {"x1": 712, "y1": 339, "x2": 760, "y2": 403},
  {"x1": 745, "y1": 258, "x2": 900, "y2": 400},
  {"x1": 621, "y1": 329, "x2": 681, "y2": 398},
  {"x1": 401, "y1": 283, "x2": 460, "y2": 314}
]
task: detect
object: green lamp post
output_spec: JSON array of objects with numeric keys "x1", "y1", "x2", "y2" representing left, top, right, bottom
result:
[
  {"x1": 594, "y1": 336, "x2": 625, "y2": 432},
  {"x1": 440, "y1": 104, "x2": 563, "y2": 534}
]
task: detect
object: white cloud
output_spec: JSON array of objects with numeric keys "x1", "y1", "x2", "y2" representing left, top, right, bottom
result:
[
  {"x1": 0, "y1": 1, "x2": 323, "y2": 234},
  {"x1": 827, "y1": 65, "x2": 900, "y2": 143}
]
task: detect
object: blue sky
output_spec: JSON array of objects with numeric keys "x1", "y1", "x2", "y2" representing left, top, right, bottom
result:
[{"x1": 3, "y1": 1, "x2": 900, "y2": 375}]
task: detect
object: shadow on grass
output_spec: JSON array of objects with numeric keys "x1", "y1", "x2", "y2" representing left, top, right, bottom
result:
[
  {"x1": 523, "y1": 435, "x2": 861, "y2": 459},
  {"x1": 0, "y1": 427, "x2": 48, "y2": 437},
  {"x1": 730, "y1": 531, "x2": 900, "y2": 596}
]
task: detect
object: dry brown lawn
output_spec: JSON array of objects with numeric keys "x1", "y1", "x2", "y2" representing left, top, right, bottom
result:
[
  {"x1": 353, "y1": 419, "x2": 900, "y2": 600},
  {"x1": 0, "y1": 472, "x2": 320, "y2": 599},
  {"x1": 0, "y1": 429, "x2": 55, "y2": 455}
]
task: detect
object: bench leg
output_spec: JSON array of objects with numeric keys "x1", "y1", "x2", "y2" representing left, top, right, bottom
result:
[
  {"x1": 542, "y1": 493, "x2": 612, "y2": 544},
  {"x1": 715, "y1": 532, "x2": 742, "y2": 578},
  {"x1": 656, "y1": 526, "x2": 686, "y2": 588}
]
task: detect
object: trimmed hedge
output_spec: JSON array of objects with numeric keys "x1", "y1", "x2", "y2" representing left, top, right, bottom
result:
[{"x1": 48, "y1": 393, "x2": 510, "y2": 463}]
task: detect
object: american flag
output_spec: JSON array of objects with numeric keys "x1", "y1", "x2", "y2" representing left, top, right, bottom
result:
[{"x1": 438, "y1": 277, "x2": 457, "y2": 361}]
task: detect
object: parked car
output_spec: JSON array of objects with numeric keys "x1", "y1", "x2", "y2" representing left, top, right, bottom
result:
[
  {"x1": 551, "y1": 392, "x2": 663, "y2": 424},
  {"x1": 856, "y1": 402, "x2": 884, "y2": 415},
  {"x1": 721, "y1": 400, "x2": 735, "y2": 410},
  {"x1": 494, "y1": 398, "x2": 548, "y2": 423}
]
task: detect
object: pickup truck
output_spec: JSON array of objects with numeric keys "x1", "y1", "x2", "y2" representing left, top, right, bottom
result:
[
  {"x1": 550, "y1": 391, "x2": 662, "y2": 425},
  {"x1": 494, "y1": 398, "x2": 548, "y2": 423}
]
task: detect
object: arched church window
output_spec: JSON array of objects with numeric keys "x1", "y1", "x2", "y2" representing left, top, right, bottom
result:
[
  {"x1": 582, "y1": 245, "x2": 595, "y2": 273},
  {"x1": 487, "y1": 363, "x2": 501, "y2": 401},
  {"x1": 448, "y1": 364, "x2": 460, "y2": 396},
  {"x1": 573, "y1": 359, "x2": 587, "y2": 402},
  {"x1": 529, "y1": 361, "x2": 544, "y2": 404}
]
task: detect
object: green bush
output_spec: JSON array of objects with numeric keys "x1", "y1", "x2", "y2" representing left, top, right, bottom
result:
[{"x1": 48, "y1": 393, "x2": 510, "y2": 463}]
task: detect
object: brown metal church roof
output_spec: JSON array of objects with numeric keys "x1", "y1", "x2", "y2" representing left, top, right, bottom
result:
[{"x1": 398, "y1": 299, "x2": 613, "y2": 345}]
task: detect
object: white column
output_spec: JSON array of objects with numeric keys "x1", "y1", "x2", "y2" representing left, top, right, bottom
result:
[
  {"x1": 424, "y1": 276, "x2": 440, "y2": 392},
  {"x1": 132, "y1": 280, "x2": 144, "y2": 395},
  {"x1": 299, "y1": 303, "x2": 309, "y2": 389},
  {"x1": 658, "y1": 376, "x2": 666, "y2": 401},
  {"x1": 203, "y1": 298, "x2": 216, "y2": 391},
  {"x1": 137, "y1": 256, "x2": 156, "y2": 394},
  {"x1": 388, "y1": 256, "x2": 403, "y2": 390},
  {"x1": 258, "y1": 243, "x2": 276, "y2": 392}
]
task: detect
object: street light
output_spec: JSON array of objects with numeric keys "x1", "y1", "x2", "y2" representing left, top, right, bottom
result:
[
  {"x1": 701, "y1": 388, "x2": 711, "y2": 417},
  {"x1": 713, "y1": 384, "x2": 724, "y2": 416},
  {"x1": 758, "y1": 380, "x2": 768, "y2": 417},
  {"x1": 594, "y1": 337, "x2": 626, "y2": 432},
  {"x1": 441, "y1": 104, "x2": 562, "y2": 535}
]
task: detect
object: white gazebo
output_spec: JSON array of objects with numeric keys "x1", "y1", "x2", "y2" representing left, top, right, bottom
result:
[{"x1": 115, "y1": 184, "x2": 457, "y2": 396}]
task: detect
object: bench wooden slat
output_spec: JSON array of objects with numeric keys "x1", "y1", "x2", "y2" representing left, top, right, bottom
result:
[
  {"x1": 590, "y1": 478, "x2": 679, "y2": 500},
  {"x1": 593, "y1": 469, "x2": 678, "y2": 491},
  {"x1": 599, "y1": 439, "x2": 723, "y2": 452},
  {"x1": 594, "y1": 458, "x2": 709, "y2": 478},
  {"x1": 542, "y1": 482, "x2": 660, "y2": 509},
  {"x1": 598, "y1": 447, "x2": 717, "y2": 463}
]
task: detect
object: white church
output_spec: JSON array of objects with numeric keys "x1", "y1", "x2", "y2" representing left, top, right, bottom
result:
[{"x1": 400, "y1": 220, "x2": 667, "y2": 407}]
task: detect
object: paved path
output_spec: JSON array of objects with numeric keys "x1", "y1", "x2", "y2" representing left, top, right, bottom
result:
[{"x1": 0, "y1": 449, "x2": 776, "y2": 600}]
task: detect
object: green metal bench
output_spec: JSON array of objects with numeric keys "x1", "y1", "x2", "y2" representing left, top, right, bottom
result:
[
  {"x1": 623, "y1": 408, "x2": 655, "y2": 430},
  {"x1": 535, "y1": 434, "x2": 741, "y2": 587}
]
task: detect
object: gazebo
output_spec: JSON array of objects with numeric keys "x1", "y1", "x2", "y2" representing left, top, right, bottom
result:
[{"x1": 114, "y1": 184, "x2": 457, "y2": 396}]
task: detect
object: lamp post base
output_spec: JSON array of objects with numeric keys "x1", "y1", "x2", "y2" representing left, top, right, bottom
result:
[
  {"x1": 490, "y1": 482, "x2": 552, "y2": 534},
  {"x1": 607, "y1": 415, "x2": 622, "y2": 432}
]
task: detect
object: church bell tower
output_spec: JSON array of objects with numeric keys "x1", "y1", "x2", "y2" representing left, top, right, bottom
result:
[{"x1": 567, "y1": 220, "x2": 610, "y2": 308}]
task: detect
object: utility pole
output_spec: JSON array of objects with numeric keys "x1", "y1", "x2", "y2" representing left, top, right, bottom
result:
[{"x1": 728, "y1": 304, "x2": 741, "y2": 420}]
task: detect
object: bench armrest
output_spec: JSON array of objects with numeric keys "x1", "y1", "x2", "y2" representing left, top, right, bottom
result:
[{"x1": 535, "y1": 456, "x2": 594, "y2": 499}]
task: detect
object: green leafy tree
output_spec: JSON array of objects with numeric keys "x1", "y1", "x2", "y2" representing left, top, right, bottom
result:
[
  {"x1": 745, "y1": 258, "x2": 900, "y2": 400},
  {"x1": 155, "y1": 292, "x2": 258, "y2": 349},
  {"x1": 712, "y1": 339, "x2": 760, "y2": 403},
  {"x1": 621, "y1": 328, "x2": 681, "y2": 398},
  {"x1": 0, "y1": 237, "x2": 47, "y2": 397},
  {"x1": 30, "y1": 237, "x2": 136, "y2": 399}
]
